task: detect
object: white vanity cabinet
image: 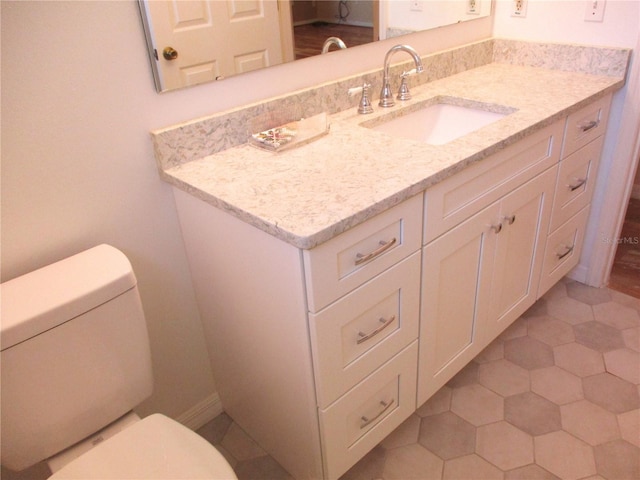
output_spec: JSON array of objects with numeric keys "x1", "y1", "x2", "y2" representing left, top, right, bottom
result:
[
  {"x1": 304, "y1": 194, "x2": 423, "y2": 479},
  {"x1": 538, "y1": 94, "x2": 611, "y2": 295},
  {"x1": 418, "y1": 121, "x2": 563, "y2": 404},
  {"x1": 172, "y1": 189, "x2": 424, "y2": 480},
  {"x1": 169, "y1": 94, "x2": 613, "y2": 480}
]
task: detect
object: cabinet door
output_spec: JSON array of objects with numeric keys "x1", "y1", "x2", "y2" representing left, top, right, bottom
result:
[
  {"x1": 485, "y1": 167, "x2": 556, "y2": 342},
  {"x1": 418, "y1": 203, "x2": 500, "y2": 406}
]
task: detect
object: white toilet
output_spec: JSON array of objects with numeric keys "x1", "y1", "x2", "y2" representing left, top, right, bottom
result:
[{"x1": 0, "y1": 244, "x2": 238, "y2": 479}]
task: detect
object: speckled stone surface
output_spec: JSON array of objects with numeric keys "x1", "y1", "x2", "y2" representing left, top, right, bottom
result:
[{"x1": 152, "y1": 39, "x2": 630, "y2": 250}]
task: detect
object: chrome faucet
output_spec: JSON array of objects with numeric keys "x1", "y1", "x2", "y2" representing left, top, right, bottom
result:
[
  {"x1": 379, "y1": 45, "x2": 424, "y2": 108},
  {"x1": 321, "y1": 37, "x2": 347, "y2": 54}
]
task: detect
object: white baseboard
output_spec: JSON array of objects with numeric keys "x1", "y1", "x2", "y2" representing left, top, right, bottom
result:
[
  {"x1": 567, "y1": 263, "x2": 589, "y2": 285},
  {"x1": 176, "y1": 393, "x2": 224, "y2": 431}
]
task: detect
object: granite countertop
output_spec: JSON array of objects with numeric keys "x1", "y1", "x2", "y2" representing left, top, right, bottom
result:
[{"x1": 161, "y1": 62, "x2": 625, "y2": 249}]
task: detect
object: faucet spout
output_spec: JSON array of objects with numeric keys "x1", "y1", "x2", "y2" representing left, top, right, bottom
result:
[
  {"x1": 379, "y1": 45, "x2": 424, "y2": 107},
  {"x1": 321, "y1": 37, "x2": 347, "y2": 54}
]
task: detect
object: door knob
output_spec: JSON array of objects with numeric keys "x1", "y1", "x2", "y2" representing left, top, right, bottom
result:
[{"x1": 162, "y1": 47, "x2": 178, "y2": 60}]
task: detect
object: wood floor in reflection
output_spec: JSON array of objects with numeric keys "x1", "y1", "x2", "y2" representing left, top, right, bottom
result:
[
  {"x1": 293, "y1": 23, "x2": 374, "y2": 59},
  {"x1": 609, "y1": 196, "x2": 640, "y2": 299}
]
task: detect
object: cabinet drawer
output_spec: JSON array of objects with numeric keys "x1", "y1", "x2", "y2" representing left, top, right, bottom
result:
[
  {"x1": 319, "y1": 342, "x2": 418, "y2": 480},
  {"x1": 561, "y1": 94, "x2": 611, "y2": 158},
  {"x1": 550, "y1": 135, "x2": 604, "y2": 232},
  {"x1": 310, "y1": 252, "x2": 420, "y2": 408},
  {"x1": 304, "y1": 194, "x2": 423, "y2": 312},
  {"x1": 538, "y1": 206, "x2": 590, "y2": 296},
  {"x1": 424, "y1": 120, "x2": 563, "y2": 244}
]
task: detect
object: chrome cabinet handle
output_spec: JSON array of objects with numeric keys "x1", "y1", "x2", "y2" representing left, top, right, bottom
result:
[
  {"x1": 568, "y1": 178, "x2": 588, "y2": 191},
  {"x1": 579, "y1": 119, "x2": 600, "y2": 132},
  {"x1": 355, "y1": 238, "x2": 397, "y2": 266},
  {"x1": 357, "y1": 316, "x2": 396, "y2": 345},
  {"x1": 491, "y1": 223, "x2": 503, "y2": 234},
  {"x1": 557, "y1": 244, "x2": 575, "y2": 259},
  {"x1": 504, "y1": 214, "x2": 516, "y2": 225},
  {"x1": 360, "y1": 399, "x2": 395, "y2": 429}
]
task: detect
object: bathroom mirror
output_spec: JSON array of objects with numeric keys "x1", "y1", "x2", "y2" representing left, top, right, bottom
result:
[{"x1": 139, "y1": 0, "x2": 491, "y2": 93}]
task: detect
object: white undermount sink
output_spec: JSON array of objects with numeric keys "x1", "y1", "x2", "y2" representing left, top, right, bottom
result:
[{"x1": 365, "y1": 101, "x2": 514, "y2": 145}]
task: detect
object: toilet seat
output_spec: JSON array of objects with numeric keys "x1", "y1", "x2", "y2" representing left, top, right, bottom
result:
[{"x1": 48, "y1": 414, "x2": 238, "y2": 479}]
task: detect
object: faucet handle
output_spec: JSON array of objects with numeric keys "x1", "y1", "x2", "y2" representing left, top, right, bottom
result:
[
  {"x1": 397, "y1": 69, "x2": 419, "y2": 101},
  {"x1": 348, "y1": 83, "x2": 374, "y2": 115},
  {"x1": 401, "y1": 68, "x2": 419, "y2": 77}
]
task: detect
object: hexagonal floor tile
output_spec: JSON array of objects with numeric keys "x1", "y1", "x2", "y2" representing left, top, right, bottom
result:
[
  {"x1": 622, "y1": 326, "x2": 640, "y2": 352},
  {"x1": 504, "y1": 391, "x2": 562, "y2": 436},
  {"x1": 474, "y1": 340, "x2": 505, "y2": 364},
  {"x1": 566, "y1": 282, "x2": 612, "y2": 305},
  {"x1": 476, "y1": 421, "x2": 534, "y2": 471},
  {"x1": 583, "y1": 372, "x2": 640, "y2": 414},
  {"x1": 418, "y1": 411, "x2": 476, "y2": 460},
  {"x1": 340, "y1": 445, "x2": 386, "y2": 480},
  {"x1": 594, "y1": 439, "x2": 640, "y2": 480},
  {"x1": 522, "y1": 298, "x2": 548, "y2": 317},
  {"x1": 446, "y1": 361, "x2": 479, "y2": 388},
  {"x1": 617, "y1": 409, "x2": 640, "y2": 448},
  {"x1": 560, "y1": 399, "x2": 621, "y2": 446},
  {"x1": 380, "y1": 414, "x2": 421, "y2": 449},
  {"x1": 593, "y1": 301, "x2": 640, "y2": 330},
  {"x1": 610, "y1": 290, "x2": 640, "y2": 310},
  {"x1": 221, "y1": 422, "x2": 267, "y2": 461},
  {"x1": 443, "y1": 454, "x2": 503, "y2": 480},
  {"x1": 504, "y1": 464, "x2": 560, "y2": 480},
  {"x1": 546, "y1": 295, "x2": 595, "y2": 325},
  {"x1": 234, "y1": 455, "x2": 294, "y2": 480},
  {"x1": 604, "y1": 348, "x2": 640, "y2": 384},
  {"x1": 574, "y1": 321, "x2": 625, "y2": 352},
  {"x1": 498, "y1": 317, "x2": 528, "y2": 340},
  {"x1": 504, "y1": 336, "x2": 555, "y2": 369},
  {"x1": 478, "y1": 359, "x2": 530, "y2": 397},
  {"x1": 416, "y1": 386, "x2": 452, "y2": 417},
  {"x1": 382, "y1": 443, "x2": 443, "y2": 479},
  {"x1": 451, "y1": 383, "x2": 504, "y2": 426},
  {"x1": 526, "y1": 315, "x2": 575, "y2": 346},
  {"x1": 540, "y1": 280, "x2": 568, "y2": 303},
  {"x1": 553, "y1": 342, "x2": 605, "y2": 377},
  {"x1": 530, "y1": 366, "x2": 583, "y2": 405},
  {"x1": 534, "y1": 431, "x2": 596, "y2": 480}
]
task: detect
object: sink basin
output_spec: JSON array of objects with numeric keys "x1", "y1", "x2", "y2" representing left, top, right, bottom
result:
[{"x1": 366, "y1": 101, "x2": 512, "y2": 145}]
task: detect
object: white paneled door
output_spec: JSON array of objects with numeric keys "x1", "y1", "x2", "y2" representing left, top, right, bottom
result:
[{"x1": 143, "y1": 0, "x2": 291, "y2": 90}]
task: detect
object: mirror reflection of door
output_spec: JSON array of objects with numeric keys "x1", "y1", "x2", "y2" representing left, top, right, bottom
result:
[{"x1": 141, "y1": 0, "x2": 293, "y2": 91}]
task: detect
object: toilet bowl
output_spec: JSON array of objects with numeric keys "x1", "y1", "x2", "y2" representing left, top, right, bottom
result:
[
  {"x1": 48, "y1": 414, "x2": 237, "y2": 479},
  {"x1": 0, "y1": 244, "x2": 237, "y2": 479}
]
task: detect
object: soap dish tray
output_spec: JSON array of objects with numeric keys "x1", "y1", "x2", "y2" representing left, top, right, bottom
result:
[{"x1": 249, "y1": 112, "x2": 329, "y2": 152}]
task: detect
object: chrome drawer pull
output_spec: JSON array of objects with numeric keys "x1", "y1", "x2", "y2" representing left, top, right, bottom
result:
[
  {"x1": 491, "y1": 223, "x2": 503, "y2": 234},
  {"x1": 579, "y1": 119, "x2": 600, "y2": 132},
  {"x1": 557, "y1": 244, "x2": 575, "y2": 260},
  {"x1": 568, "y1": 178, "x2": 587, "y2": 191},
  {"x1": 355, "y1": 237, "x2": 397, "y2": 266},
  {"x1": 357, "y1": 315, "x2": 396, "y2": 345},
  {"x1": 360, "y1": 399, "x2": 395, "y2": 429},
  {"x1": 504, "y1": 214, "x2": 516, "y2": 225}
]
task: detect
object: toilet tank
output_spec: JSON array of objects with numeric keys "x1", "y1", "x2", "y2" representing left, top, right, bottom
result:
[{"x1": 0, "y1": 244, "x2": 153, "y2": 471}]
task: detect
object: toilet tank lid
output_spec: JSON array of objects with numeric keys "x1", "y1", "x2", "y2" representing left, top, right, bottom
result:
[{"x1": 1, "y1": 244, "x2": 137, "y2": 351}]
